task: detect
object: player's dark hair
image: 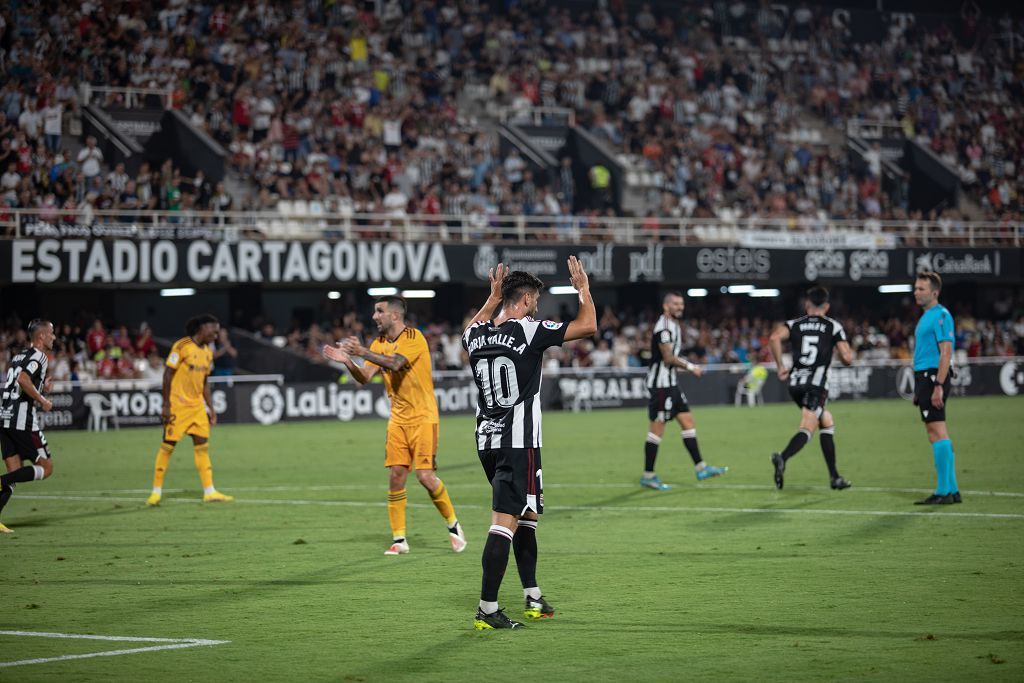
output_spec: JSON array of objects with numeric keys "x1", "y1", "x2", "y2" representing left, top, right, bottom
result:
[
  {"x1": 501, "y1": 271, "x2": 545, "y2": 309},
  {"x1": 185, "y1": 314, "x2": 219, "y2": 336},
  {"x1": 28, "y1": 318, "x2": 51, "y2": 338},
  {"x1": 806, "y1": 286, "x2": 830, "y2": 307},
  {"x1": 376, "y1": 295, "x2": 407, "y2": 317},
  {"x1": 916, "y1": 271, "x2": 942, "y2": 293},
  {"x1": 663, "y1": 291, "x2": 683, "y2": 303}
]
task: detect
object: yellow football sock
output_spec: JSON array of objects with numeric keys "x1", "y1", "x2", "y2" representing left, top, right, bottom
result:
[
  {"x1": 152, "y1": 443, "x2": 174, "y2": 490},
  {"x1": 429, "y1": 480, "x2": 457, "y2": 526},
  {"x1": 387, "y1": 488, "x2": 407, "y2": 539},
  {"x1": 194, "y1": 442, "x2": 215, "y2": 491}
]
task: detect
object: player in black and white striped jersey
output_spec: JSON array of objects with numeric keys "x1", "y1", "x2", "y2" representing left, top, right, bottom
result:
[
  {"x1": 641, "y1": 292, "x2": 728, "y2": 491},
  {"x1": 0, "y1": 319, "x2": 57, "y2": 534},
  {"x1": 464, "y1": 257, "x2": 596, "y2": 630},
  {"x1": 768, "y1": 286, "x2": 855, "y2": 490}
]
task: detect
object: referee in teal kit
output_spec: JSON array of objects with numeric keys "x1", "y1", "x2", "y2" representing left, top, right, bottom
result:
[{"x1": 911, "y1": 271, "x2": 961, "y2": 505}]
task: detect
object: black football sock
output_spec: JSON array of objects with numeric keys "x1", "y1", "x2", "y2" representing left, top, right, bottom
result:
[
  {"x1": 681, "y1": 428, "x2": 702, "y2": 465},
  {"x1": 513, "y1": 520, "x2": 538, "y2": 590},
  {"x1": 780, "y1": 429, "x2": 812, "y2": 462},
  {"x1": 820, "y1": 428, "x2": 839, "y2": 478},
  {"x1": 481, "y1": 525, "x2": 513, "y2": 602},
  {"x1": 644, "y1": 432, "x2": 661, "y2": 472},
  {"x1": 0, "y1": 482, "x2": 13, "y2": 516},
  {"x1": 1, "y1": 465, "x2": 39, "y2": 487}
]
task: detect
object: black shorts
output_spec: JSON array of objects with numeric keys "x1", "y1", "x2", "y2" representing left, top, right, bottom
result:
[
  {"x1": 0, "y1": 428, "x2": 52, "y2": 463},
  {"x1": 914, "y1": 369, "x2": 951, "y2": 423},
  {"x1": 789, "y1": 385, "x2": 828, "y2": 417},
  {"x1": 478, "y1": 447, "x2": 543, "y2": 516},
  {"x1": 648, "y1": 386, "x2": 690, "y2": 422}
]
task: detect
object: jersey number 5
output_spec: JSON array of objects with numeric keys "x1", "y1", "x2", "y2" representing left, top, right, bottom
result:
[
  {"x1": 799, "y1": 337, "x2": 819, "y2": 365},
  {"x1": 474, "y1": 357, "x2": 520, "y2": 408}
]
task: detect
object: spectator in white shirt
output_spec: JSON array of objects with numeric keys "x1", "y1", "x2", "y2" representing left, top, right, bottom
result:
[
  {"x1": 77, "y1": 137, "x2": 104, "y2": 191},
  {"x1": 18, "y1": 100, "x2": 42, "y2": 141},
  {"x1": 41, "y1": 100, "x2": 63, "y2": 152}
]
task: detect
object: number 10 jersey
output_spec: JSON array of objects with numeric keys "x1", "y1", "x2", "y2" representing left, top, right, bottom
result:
[{"x1": 463, "y1": 317, "x2": 568, "y2": 449}]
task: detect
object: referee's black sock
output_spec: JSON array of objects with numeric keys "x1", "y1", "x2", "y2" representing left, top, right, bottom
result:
[
  {"x1": 0, "y1": 465, "x2": 39, "y2": 487},
  {"x1": 513, "y1": 520, "x2": 538, "y2": 591},
  {"x1": 781, "y1": 429, "x2": 812, "y2": 462},
  {"x1": 480, "y1": 525, "x2": 513, "y2": 603},
  {"x1": 820, "y1": 428, "x2": 839, "y2": 478}
]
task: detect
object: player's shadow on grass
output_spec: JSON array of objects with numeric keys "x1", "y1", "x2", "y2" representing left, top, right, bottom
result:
[
  {"x1": 704, "y1": 495, "x2": 832, "y2": 532},
  {"x1": 567, "y1": 622, "x2": 1024, "y2": 643},
  {"x1": 5, "y1": 503, "x2": 155, "y2": 528}
]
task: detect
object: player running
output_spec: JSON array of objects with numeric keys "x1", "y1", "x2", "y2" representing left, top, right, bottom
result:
[
  {"x1": 768, "y1": 286, "x2": 854, "y2": 490},
  {"x1": 0, "y1": 319, "x2": 57, "y2": 534}
]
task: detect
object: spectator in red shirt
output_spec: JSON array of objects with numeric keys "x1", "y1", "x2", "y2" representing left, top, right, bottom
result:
[
  {"x1": 86, "y1": 320, "x2": 106, "y2": 356},
  {"x1": 135, "y1": 325, "x2": 156, "y2": 357}
]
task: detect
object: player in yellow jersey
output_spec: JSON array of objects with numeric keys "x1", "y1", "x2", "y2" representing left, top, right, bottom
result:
[
  {"x1": 146, "y1": 314, "x2": 233, "y2": 506},
  {"x1": 322, "y1": 296, "x2": 466, "y2": 556}
]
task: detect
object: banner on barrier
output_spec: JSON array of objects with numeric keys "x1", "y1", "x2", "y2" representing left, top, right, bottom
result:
[
  {"x1": 41, "y1": 361, "x2": 1023, "y2": 431},
  {"x1": 4, "y1": 240, "x2": 1020, "y2": 286}
]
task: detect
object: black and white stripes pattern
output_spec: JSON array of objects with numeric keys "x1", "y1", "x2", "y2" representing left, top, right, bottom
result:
[{"x1": 1, "y1": 347, "x2": 48, "y2": 432}]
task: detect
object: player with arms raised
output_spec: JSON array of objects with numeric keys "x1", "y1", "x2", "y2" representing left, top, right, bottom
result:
[
  {"x1": 464, "y1": 257, "x2": 597, "y2": 630},
  {"x1": 768, "y1": 286, "x2": 854, "y2": 490}
]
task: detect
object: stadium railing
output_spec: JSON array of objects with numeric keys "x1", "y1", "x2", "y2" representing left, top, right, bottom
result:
[{"x1": 4, "y1": 208, "x2": 1021, "y2": 247}]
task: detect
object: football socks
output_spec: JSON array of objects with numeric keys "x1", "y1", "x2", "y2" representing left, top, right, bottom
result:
[
  {"x1": 643, "y1": 432, "x2": 661, "y2": 472},
  {"x1": 193, "y1": 442, "x2": 215, "y2": 492},
  {"x1": 781, "y1": 428, "x2": 812, "y2": 461},
  {"x1": 429, "y1": 480, "x2": 457, "y2": 526},
  {"x1": 481, "y1": 525, "x2": 514, "y2": 602},
  {"x1": 819, "y1": 427, "x2": 839, "y2": 479},
  {"x1": 387, "y1": 488, "x2": 407, "y2": 540},
  {"x1": 152, "y1": 442, "x2": 174, "y2": 491},
  {"x1": 681, "y1": 428, "x2": 702, "y2": 465},
  {"x1": 513, "y1": 520, "x2": 539, "y2": 592}
]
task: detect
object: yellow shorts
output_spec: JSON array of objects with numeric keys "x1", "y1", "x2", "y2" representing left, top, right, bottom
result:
[
  {"x1": 385, "y1": 422, "x2": 438, "y2": 470},
  {"x1": 164, "y1": 405, "x2": 210, "y2": 442}
]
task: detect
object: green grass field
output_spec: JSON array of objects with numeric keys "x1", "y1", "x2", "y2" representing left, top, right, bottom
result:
[{"x1": 2, "y1": 396, "x2": 1022, "y2": 682}]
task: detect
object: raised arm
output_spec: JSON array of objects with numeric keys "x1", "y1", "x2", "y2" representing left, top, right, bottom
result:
[
  {"x1": 563, "y1": 255, "x2": 597, "y2": 342},
  {"x1": 466, "y1": 262, "x2": 508, "y2": 329},
  {"x1": 769, "y1": 323, "x2": 790, "y2": 381}
]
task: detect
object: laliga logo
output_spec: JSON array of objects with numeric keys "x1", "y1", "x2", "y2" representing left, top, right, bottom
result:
[
  {"x1": 474, "y1": 246, "x2": 499, "y2": 280},
  {"x1": 896, "y1": 367, "x2": 915, "y2": 400},
  {"x1": 251, "y1": 384, "x2": 285, "y2": 425},
  {"x1": 1000, "y1": 362, "x2": 1024, "y2": 396}
]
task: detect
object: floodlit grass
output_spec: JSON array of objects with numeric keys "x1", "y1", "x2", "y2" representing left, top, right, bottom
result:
[{"x1": 2, "y1": 397, "x2": 1022, "y2": 681}]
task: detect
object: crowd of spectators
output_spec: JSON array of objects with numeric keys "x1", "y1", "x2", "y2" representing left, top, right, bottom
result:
[
  {"x1": 2, "y1": 300, "x2": 1022, "y2": 387},
  {"x1": 0, "y1": 317, "x2": 238, "y2": 382},
  {"x1": 257, "y1": 298, "x2": 1024, "y2": 374},
  {"x1": 2, "y1": 0, "x2": 1020, "y2": 238}
]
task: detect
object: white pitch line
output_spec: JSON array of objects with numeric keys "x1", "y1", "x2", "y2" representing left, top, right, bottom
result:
[
  {"x1": 13, "y1": 493, "x2": 1024, "y2": 520},
  {"x1": 0, "y1": 631, "x2": 229, "y2": 668},
  {"x1": 31, "y1": 483, "x2": 1024, "y2": 498}
]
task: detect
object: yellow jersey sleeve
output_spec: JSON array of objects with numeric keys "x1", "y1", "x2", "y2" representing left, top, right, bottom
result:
[
  {"x1": 166, "y1": 338, "x2": 189, "y2": 369},
  {"x1": 394, "y1": 329, "x2": 427, "y2": 365}
]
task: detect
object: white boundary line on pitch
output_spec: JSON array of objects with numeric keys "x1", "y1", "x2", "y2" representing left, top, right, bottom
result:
[
  {"x1": 14, "y1": 493, "x2": 1024, "y2": 520},
  {"x1": 0, "y1": 630, "x2": 229, "y2": 668},
  {"x1": 33, "y1": 483, "x2": 1024, "y2": 498}
]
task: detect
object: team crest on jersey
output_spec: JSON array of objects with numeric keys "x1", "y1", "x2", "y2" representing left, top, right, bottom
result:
[{"x1": 542, "y1": 321, "x2": 563, "y2": 330}]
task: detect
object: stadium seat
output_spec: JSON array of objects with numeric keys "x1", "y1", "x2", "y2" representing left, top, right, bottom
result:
[
  {"x1": 734, "y1": 366, "x2": 768, "y2": 407},
  {"x1": 83, "y1": 394, "x2": 120, "y2": 431}
]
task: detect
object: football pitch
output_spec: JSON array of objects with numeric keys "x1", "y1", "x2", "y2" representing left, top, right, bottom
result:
[{"x1": 2, "y1": 396, "x2": 1022, "y2": 681}]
